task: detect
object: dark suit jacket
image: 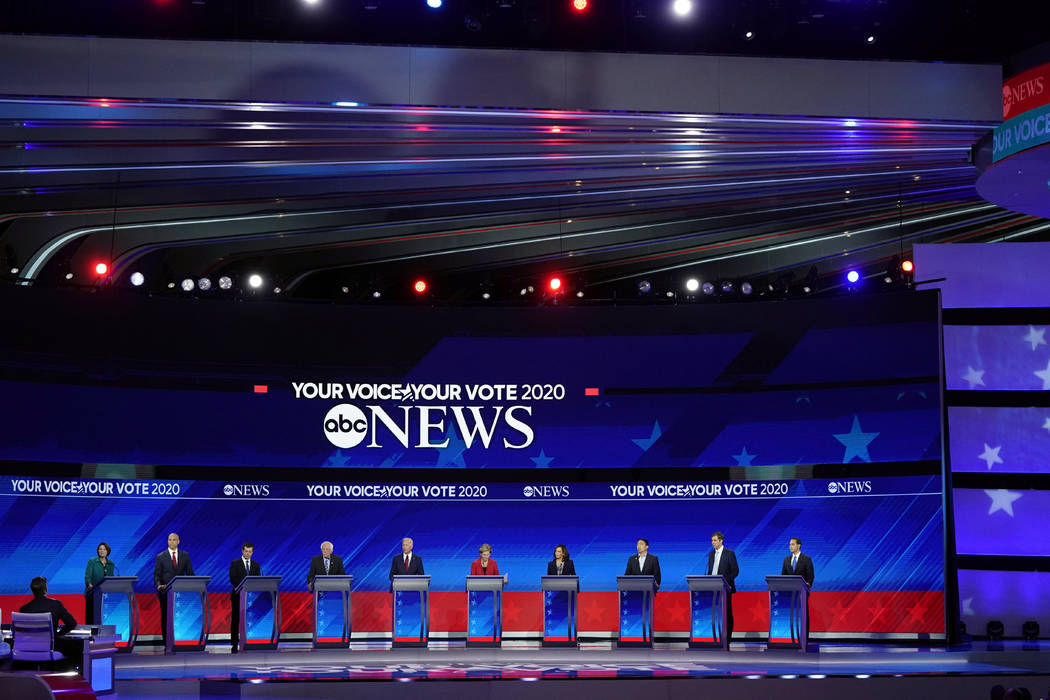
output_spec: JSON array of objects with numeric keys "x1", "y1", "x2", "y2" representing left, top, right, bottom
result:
[
  {"x1": 706, "y1": 547, "x2": 739, "y2": 593},
  {"x1": 229, "y1": 557, "x2": 262, "y2": 593},
  {"x1": 389, "y1": 552, "x2": 424, "y2": 580},
  {"x1": 781, "y1": 552, "x2": 814, "y2": 588},
  {"x1": 307, "y1": 554, "x2": 345, "y2": 587},
  {"x1": 153, "y1": 549, "x2": 195, "y2": 590},
  {"x1": 547, "y1": 558, "x2": 577, "y2": 576},
  {"x1": 19, "y1": 596, "x2": 78, "y2": 635},
  {"x1": 624, "y1": 553, "x2": 661, "y2": 588}
]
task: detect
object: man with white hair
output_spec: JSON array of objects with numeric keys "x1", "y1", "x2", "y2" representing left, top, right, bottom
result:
[
  {"x1": 389, "y1": 537, "x2": 424, "y2": 580},
  {"x1": 307, "y1": 541, "x2": 345, "y2": 591}
]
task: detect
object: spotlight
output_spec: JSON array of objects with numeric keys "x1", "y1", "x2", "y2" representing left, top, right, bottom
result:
[
  {"x1": 866, "y1": 35, "x2": 876, "y2": 44},
  {"x1": 9, "y1": 267, "x2": 19, "y2": 275},
  {"x1": 94, "y1": 262, "x2": 108, "y2": 276},
  {"x1": 180, "y1": 278, "x2": 195, "y2": 292},
  {"x1": 341, "y1": 286, "x2": 350, "y2": 294},
  {"x1": 1022, "y1": 620, "x2": 1039, "y2": 640},
  {"x1": 482, "y1": 292, "x2": 491, "y2": 300},
  {"x1": 130, "y1": 272, "x2": 145, "y2": 287},
  {"x1": 273, "y1": 287, "x2": 282, "y2": 294},
  {"x1": 671, "y1": 0, "x2": 692, "y2": 17},
  {"x1": 901, "y1": 259, "x2": 914, "y2": 273},
  {"x1": 576, "y1": 290, "x2": 584, "y2": 298},
  {"x1": 65, "y1": 272, "x2": 74, "y2": 280},
  {"x1": 198, "y1": 277, "x2": 212, "y2": 291},
  {"x1": 846, "y1": 270, "x2": 860, "y2": 284},
  {"x1": 744, "y1": 30, "x2": 753, "y2": 40},
  {"x1": 986, "y1": 620, "x2": 1005, "y2": 641},
  {"x1": 637, "y1": 279, "x2": 652, "y2": 294},
  {"x1": 740, "y1": 281, "x2": 753, "y2": 296},
  {"x1": 701, "y1": 281, "x2": 715, "y2": 296},
  {"x1": 427, "y1": 0, "x2": 442, "y2": 6},
  {"x1": 302, "y1": 0, "x2": 320, "y2": 5},
  {"x1": 248, "y1": 274, "x2": 263, "y2": 289},
  {"x1": 685, "y1": 278, "x2": 700, "y2": 293},
  {"x1": 572, "y1": 0, "x2": 587, "y2": 9},
  {"x1": 549, "y1": 276, "x2": 563, "y2": 292},
  {"x1": 218, "y1": 276, "x2": 233, "y2": 290},
  {"x1": 372, "y1": 290, "x2": 382, "y2": 299},
  {"x1": 413, "y1": 279, "x2": 428, "y2": 294},
  {"x1": 719, "y1": 279, "x2": 734, "y2": 295}
]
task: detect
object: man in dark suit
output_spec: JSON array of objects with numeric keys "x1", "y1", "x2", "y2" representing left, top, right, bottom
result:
[
  {"x1": 153, "y1": 532, "x2": 195, "y2": 646},
  {"x1": 707, "y1": 531, "x2": 740, "y2": 643},
  {"x1": 19, "y1": 576, "x2": 81, "y2": 668},
  {"x1": 388, "y1": 537, "x2": 424, "y2": 580},
  {"x1": 624, "y1": 538, "x2": 661, "y2": 589},
  {"x1": 781, "y1": 537, "x2": 814, "y2": 587},
  {"x1": 307, "y1": 541, "x2": 345, "y2": 591},
  {"x1": 228, "y1": 542, "x2": 261, "y2": 652}
]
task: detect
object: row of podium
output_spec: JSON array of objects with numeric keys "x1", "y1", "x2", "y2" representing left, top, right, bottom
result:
[{"x1": 89, "y1": 574, "x2": 811, "y2": 654}]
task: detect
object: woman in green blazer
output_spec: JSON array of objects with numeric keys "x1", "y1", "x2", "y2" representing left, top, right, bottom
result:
[{"x1": 84, "y1": 542, "x2": 115, "y2": 624}]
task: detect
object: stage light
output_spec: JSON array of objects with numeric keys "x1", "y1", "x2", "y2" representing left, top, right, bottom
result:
[
  {"x1": 166, "y1": 282, "x2": 174, "y2": 289},
  {"x1": 130, "y1": 272, "x2": 145, "y2": 287},
  {"x1": 9, "y1": 267, "x2": 18, "y2": 275},
  {"x1": 573, "y1": 0, "x2": 588, "y2": 9},
  {"x1": 198, "y1": 277, "x2": 212, "y2": 291},
  {"x1": 844, "y1": 119, "x2": 858, "y2": 127},
  {"x1": 273, "y1": 287, "x2": 282, "y2": 294},
  {"x1": 1022, "y1": 620, "x2": 1039, "y2": 640},
  {"x1": 94, "y1": 262, "x2": 108, "y2": 276},
  {"x1": 665, "y1": 291, "x2": 674, "y2": 298},
  {"x1": 372, "y1": 290, "x2": 382, "y2": 299},
  {"x1": 701, "y1": 281, "x2": 715, "y2": 296},
  {"x1": 986, "y1": 620, "x2": 1005, "y2": 640},
  {"x1": 180, "y1": 278, "x2": 195, "y2": 292},
  {"x1": 719, "y1": 279, "x2": 734, "y2": 294},
  {"x1": 901, "y1": 259, "x2": 914, "y2": 273},
  {"x1": 671, "y1": 0, "x2": 692, "y2": 17},
  {"x1": 482, "y1": 292, "x2": 491, "y2": 300},
  {"x1": 685, "y1": 278, "x2": 700, "y2": 293},
  {"x1": 866, "y1": 35, "x2": 876, "y2": 44},
  {"x1": 576, "y1": 290, "x2": 584, "y2": 298},
  {"x1": 218, "y1": 276, "x2": 232, "y2": 290},
  {"x1": 427, "y1": 0, "x2": 442, "y2": 6},
  {"x1": 638, "y1": 279, "x2": 652, "y2": 294},
  {"x1": 302, "y1": 0, "x2": 321, "y2": 5},
  {"x1": 549, "y1": 277, "x2": 562, "y2": 292},
  {"x1": 65, "y1": 272, "x2": 74, "y2": 280},
  {"x1": 413, "y1": 279, "x2": 428, "y2": 294},
  {"x1": 740, "y1": 281, "x2": 753, "y2": 296},
  {"x1": 248, "y1": 274, "x2": 263, "y2": 289},
  {"x1": 846, "y1": 270, "x2": 860, "y2": 284},
  {"x1": 333, "y1": 101, "x2": 360, "y2": 107},
  {"x1": 744, "y1": 30, "x2": 753, "y2": 40}
]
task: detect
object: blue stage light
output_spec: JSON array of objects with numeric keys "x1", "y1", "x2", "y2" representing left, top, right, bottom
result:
[
  {"x1": 846, "y1": 270, "x2": 860, "y2": 284},
  {"x1": 427, "y1": 0, "x2": 442, "y2": 7}
]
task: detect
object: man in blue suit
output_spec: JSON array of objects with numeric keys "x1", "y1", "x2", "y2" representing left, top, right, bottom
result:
[
  {"x1": 707, "y1": 531, "x2": 739, "y2": 643},
  {"x1": 153, "y1": 532, "x2": 195, "y2": 646},
  {"x1": 388, "y1": 537, "x2": 424, "y2": 580}
]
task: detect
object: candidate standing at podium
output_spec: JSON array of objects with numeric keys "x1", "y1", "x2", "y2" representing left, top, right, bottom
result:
[
  {"x1": 624, "y1": 538, "x2": 661, "y2": 589},
  {"x1": 307, "y1": 541, "x2": 345, "y2": 591},
  {"x1": 470, "y1": 543, "x2": 500, "y2": 575},
  {"x1": 707, "y1": 531, "x2": 739, "y2": 642},
  {"x1": 84, "y1": 541, "x2": 115, "y2": 625},
  {"x1": 389, "y1": 537, "x2": 424, "y2": 580},
  {"x1": 781, "y1": 537, "x2": 814, "y2": 587},
  {"x1": 153, "y1": 533, "x2": 195, "y2": 645},
  {"x1": 229, "y1": 542, "x2": 261, "y2": 652},
  {"x1": 547, "y1": 544, "x2": 576, "y2": 576}
]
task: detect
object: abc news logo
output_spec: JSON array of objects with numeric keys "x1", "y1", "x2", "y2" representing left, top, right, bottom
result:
[
  {"x1": 826, "y1": 480, "x2": 872, "y2": 495},
  {"x1": 322, "y1": 403, "x2": 534, "y2": 450},
  {"x1": 325, "y1": 404, "x2": 369, "y2": 448},
  {"x1": 223, "y1": 484, "x2": 271, "y2": 497},
  {"x1": 522, "y1": 485, "x2": 570, "y2": 497}
]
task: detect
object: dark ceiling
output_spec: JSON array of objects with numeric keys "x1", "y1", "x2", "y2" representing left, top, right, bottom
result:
[{"x1": 0, "y1": 0, "x2": 1045, "y2": 65}]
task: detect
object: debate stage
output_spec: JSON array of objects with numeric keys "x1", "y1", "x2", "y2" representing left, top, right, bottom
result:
[{"x1": 110, "y1": 642, "x2": 1050, "y2": 700}]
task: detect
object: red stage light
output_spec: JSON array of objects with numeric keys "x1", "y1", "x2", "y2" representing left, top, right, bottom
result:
[
  {"x1": 413, "y1": 279, "x2": 428, "y2": 294},
  {"x1": 549, "y1": 277, "x2": 562, "y2": 291},
  {"x1": 94, "y1": 262, "x2": 108, "y2": 275},
  {"x1": 901, "y1": 260, "x2": 914, "y2": 273},
  {"x1": 573, "y1": 0, "x2": 588, "y2": 10}
]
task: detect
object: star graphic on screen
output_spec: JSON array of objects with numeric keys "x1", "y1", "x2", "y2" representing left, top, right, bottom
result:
[
  {"x1": 1043, "y1": 417, "x2": 1050, "y2": 435},
  {"x1": 1035, "y1": 359, "x2": 1050, "y2": 390},
  {"x1": 1024, "y1": 325, "x2": 1047, "y2": 351},
  {"x1": 961, "y1": 597, "x2": 976, "y2": 617},
  {"x1": 530, "y1": 449, "x2": 553, "y2": 468},
  {"x1": 579, "y1": 597, "x2": 606, "y2": 626},
  {"x1": 906, "y1": 601, "x2": 926, "y2": 624},
  {"x1": 978, "y1": 443, "x2": 1003, "y2": 470},
  {"x1": 632, "y1": 421, "x2": 662, "y2": 451},
  {"x1": 324, "y1": 449, "x2": 352, "y2": 466},
  {"x1": 434, "y1": 427, "x2": 467, "y2": 467},
  {"x1": 833, "y1": 416, "x2": 879, "y2": 463},
  {"x1": 732, "y1": 446, "x2": 756, "y2": 466},
  {"x1": 867, "y1": 601, "x2": 889, "y2": 624},
  {"x1": 829, "y1": 600, "x2": 850, "y2": 626},
  {"x1": 985, "y1": 489, "x2": 1022, "y2": 517},
  {"x1": 663, "y1": 597, "x2": 689, "y2": 626},
  {"x1": 962, "y1": 366, "x2": 986, "y2": 389}
]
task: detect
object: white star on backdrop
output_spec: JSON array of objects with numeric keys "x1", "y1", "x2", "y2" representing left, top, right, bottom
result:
[
  {"x1": 961, "y1": 597, "x2": 976, "y2": 617},
  {"x1": 833, "y1": 416, "x2": 879, "y2": 463},
  {"x1": 962, "y1": 366, "x2": 986, "y2": 389},
  {"x1": 985, "y1": 489, "x2": 1022, "y2": 517},
  {"x1": 978, "y1": 443, "x2": 1003, "y2": 470},
  {"x1": 1035, "y1": 359, "x2": 1050, "y2": 390},
  {"x1": 1023, "y1": 325, "x2": 1047, "y2": 351},
  {"x1": 1043, "y1": 417, "x2": 1050, "y2": 435},
  {"x1": 632, "y1": 421, "x2": 663, "y2": 451},
  {"x1": 732, "y1": 446, "x2": 756, "y2": 466}
]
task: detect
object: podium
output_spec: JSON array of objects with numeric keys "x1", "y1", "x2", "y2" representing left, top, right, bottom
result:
[
  {"x1": 236, "y1": 575, "x2": 282, "y2": 651},
  {"x1": 164, "y1": 575, "x2": 211, "y2": 654},
  {"x1": 541, "y1": 575, "x2": 579, "y2": 647},
  {"x1": 466, "y1": 575, "x2": 505, "y2": 647},
  {"x1": 616, "y1": 575, "x2": 656, "y2": 647},
  {"x1": 392, "y1": 575, "x2": 430, "y2": 647},
  {"x1": 91, "y1": 576, "x2": 138, "y2": 652},
  {"x1": 766, "y1": 575, "x2": 810, "y2": 650},
  {"x1": 686, "y1": 575, "x2": 730, "y2": 650},
  {"x1": 312, "y1": 575, "x2": 353, "y2": 649}
]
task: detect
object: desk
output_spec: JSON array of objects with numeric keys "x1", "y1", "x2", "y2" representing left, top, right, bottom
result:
[{"x1": 2, "y1": 624, "x2": 118, "y2": 696}]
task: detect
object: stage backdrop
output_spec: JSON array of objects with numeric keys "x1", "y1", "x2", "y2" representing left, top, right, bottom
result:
[
  {"x1": 0, "y1": 288, "x2": 942, "y2": 469},
  {"x1": 0, "y1": 473, "x2": 945, "y2": 640}
]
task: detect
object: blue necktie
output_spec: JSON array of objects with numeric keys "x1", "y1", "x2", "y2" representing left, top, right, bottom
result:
[{"x1": 792, "y1": 555, "x2": 798, "y2": 572}]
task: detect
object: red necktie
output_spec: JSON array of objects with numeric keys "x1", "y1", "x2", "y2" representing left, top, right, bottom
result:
[
  {"x1": 404, "y1": 554, "x2": 408, "y2": 568},
  {"x1": 172, "y1": 552, "x2": 177, "y2": 570}
]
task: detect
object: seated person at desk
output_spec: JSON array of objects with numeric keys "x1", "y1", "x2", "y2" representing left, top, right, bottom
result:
[
  {"x1": 18, "y1": 576, "x2": 81, "y2": 669},
  {"x1": 84, "y1": 541, "x2": 115, "y2": 625},
  {"x1": 547, "y1": 544, "x2": 576, "y2": 576},
  {"x1": 470, "y1": 543, "x2": 499, "y2": 575}
]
